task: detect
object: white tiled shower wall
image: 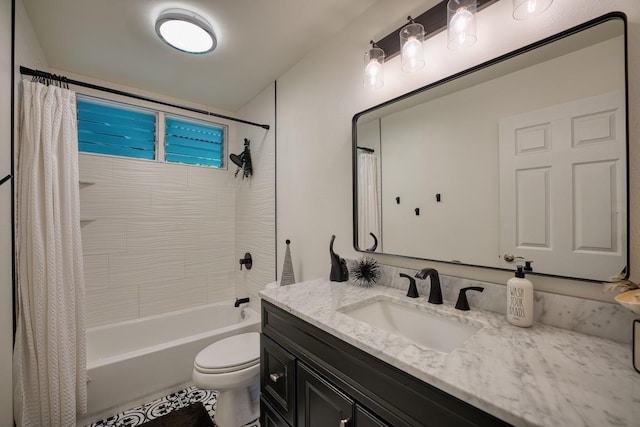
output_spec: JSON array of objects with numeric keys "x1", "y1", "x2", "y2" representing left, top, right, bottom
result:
[
  {"x1": 79, "y1": 80, "x2": 276, "y2": 328},
  {"x1": 235, "y1": 83, "x2": 277, "y2": 313},
  {"x1": 80, "y1": 154, "x2": 239, "y2": 327}
]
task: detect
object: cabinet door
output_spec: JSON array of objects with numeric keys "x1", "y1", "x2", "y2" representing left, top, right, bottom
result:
[
  {"x1": 297, "y1": 362, "x2": 353, "y2": 427},
  {"x1": 261, "y1": 334, "x2": 296, "y2": 425},
  {"x1": 261, "y1": 397, "x2": 290, "y2": 427},
  {"x1": 355, "y1": 405, "x2": 389, "y2": 427}
]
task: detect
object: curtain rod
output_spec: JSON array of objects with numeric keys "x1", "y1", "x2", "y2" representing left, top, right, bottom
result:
[{"x1": 19, "y1": 66, "x2": 270, "y2": 130}]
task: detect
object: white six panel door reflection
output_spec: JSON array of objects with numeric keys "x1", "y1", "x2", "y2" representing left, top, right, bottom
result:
[{"x1": 499, "y1": 91, "x2": 626, "y2": 281}]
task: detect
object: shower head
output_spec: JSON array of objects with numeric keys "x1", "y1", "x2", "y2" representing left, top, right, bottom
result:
[
  {"x1": 229, "y1": 153, "x2": 243, "y2": 168},
  {"x1": 230, "y1": 138, "x2": 251, "y2": 167},
  {"x1": 230, "y1": 138, "x2": 253, "y2": 179}
]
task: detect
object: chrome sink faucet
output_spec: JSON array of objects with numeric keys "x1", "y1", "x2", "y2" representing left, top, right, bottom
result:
[{"x1": 415, "y1": 268, "x2": 442, "y2": 304}]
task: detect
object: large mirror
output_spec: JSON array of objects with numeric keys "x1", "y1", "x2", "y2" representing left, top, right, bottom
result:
[{"x1": 353, "y1": 14, "x2": 628, "y2": 282}]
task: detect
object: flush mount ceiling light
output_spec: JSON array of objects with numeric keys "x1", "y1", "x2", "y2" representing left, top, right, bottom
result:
[
  {"x1": 155, "y1": 9, "x2": 217, "y2": 54},
  {"x1": 512, "y1": 0, "x2": 553, "y2": 20}
]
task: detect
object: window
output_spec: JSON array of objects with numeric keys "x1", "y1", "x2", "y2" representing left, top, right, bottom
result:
[
  {"x1": 165, "y1": 116, "x2": 225, "y2": 168},
  {"x1": 77, "y1": 96, "x2": 226, "y2": 169},
  {"x1": 77, "y1": 97, "x2": 156, "y2": 160}
]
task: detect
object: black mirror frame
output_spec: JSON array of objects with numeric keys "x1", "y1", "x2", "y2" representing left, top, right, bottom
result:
[{"x1": 352, "y1": 12, "x2": 629, "y2": 283}]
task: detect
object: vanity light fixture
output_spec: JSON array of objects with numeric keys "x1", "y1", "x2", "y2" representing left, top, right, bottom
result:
[
  {"x1": 155, "y1": 9, "x2": 217, "y2": 54},
  {"x1": 512, "y1": 0, "x2": 553, "y2": 20},
  {"x1": 400, "y1": 17, "x2": 426, "y2": 73},
  {"x1": 447, "y1": 0, "x2": 477, "y2": 50},
  {"x1": 363, "y1": 41, "x2": 385, "y2": 90},
  {"x1": 361, "y1": 0, "x2": 498, "y2": 90},
  {"x1": 366, "y1": 0, "x2": 497, "y2": 62}
]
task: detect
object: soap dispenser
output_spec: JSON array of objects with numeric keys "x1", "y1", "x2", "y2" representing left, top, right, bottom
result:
[{"x1": 507, "y1": 265, "x2": 533, "y2": 327}]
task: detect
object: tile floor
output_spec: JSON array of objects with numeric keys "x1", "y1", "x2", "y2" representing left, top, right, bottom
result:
[{"x1": 86, "y1": 386, "x2": 260, "y2": 427}]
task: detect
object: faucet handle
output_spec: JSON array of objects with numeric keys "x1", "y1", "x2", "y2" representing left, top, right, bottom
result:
[
  {"x1": 399, "y1": 273, "x2": 419, "y2": 298},
  {"x1": 455, "y1": 286, "x2": 484, "y2": 311},
  {"x1": 239, "y1": 252, "x2": 252, "y2": 270}
]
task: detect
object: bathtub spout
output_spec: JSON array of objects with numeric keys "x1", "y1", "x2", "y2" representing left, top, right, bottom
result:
[{"x1": 234, "y1": 297, "x2": 250, "y2": 307}]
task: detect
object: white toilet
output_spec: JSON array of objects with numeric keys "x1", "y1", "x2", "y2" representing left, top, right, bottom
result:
[{"x1": 193, "y1": 332, "x2": 260, "y2": 427}]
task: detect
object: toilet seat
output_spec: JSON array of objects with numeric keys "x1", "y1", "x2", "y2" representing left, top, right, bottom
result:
[{"x1": 194, "y1": 332, "x2": 260, "y2": 375}]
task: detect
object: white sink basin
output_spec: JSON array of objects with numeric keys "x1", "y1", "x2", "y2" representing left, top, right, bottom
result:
[{"x1": 341, "y1": 298, "x2": 481, "y2": 353}]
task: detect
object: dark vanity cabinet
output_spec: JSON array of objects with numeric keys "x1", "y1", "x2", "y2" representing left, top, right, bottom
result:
[{"x1": 260, "y1": 300, "x2": 512, "y2": 427}]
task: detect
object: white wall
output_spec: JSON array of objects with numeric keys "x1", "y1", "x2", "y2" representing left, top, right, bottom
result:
[
  {"x1": 276, "y1": 0, "x2": 640, "y2": 302},
  {"x1": 0, "y1": 0, "x2": 12, "y2": 422}
]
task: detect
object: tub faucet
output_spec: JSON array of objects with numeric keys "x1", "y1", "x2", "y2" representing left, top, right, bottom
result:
[
  {"x1": 234, "y1": 297, "x2": 250, "y2": 307},
  {"x1": 415, "y1": 268, "x2": 442, "y2": 304}
]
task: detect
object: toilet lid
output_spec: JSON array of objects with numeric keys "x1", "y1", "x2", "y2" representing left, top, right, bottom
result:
[{"x1": 194, "y1": 332, "x2": 260, "y2": 374}]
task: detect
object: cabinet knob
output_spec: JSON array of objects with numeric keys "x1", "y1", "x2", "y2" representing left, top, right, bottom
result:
[
  {"x1": 339, "y1": 419, "x2": 350, "y2": 427},
  {"x1": 269, "y1": 372, "x2": 284, "y2": 382}
]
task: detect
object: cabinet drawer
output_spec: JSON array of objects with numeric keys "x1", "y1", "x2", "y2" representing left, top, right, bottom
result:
[{"x1": 261, "y1": 334, "x2": 296, "y2": 425}]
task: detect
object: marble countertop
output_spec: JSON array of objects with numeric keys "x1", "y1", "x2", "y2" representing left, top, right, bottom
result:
[{"x1": 260, "y1": 279, "x2": 640, "y2": 427}]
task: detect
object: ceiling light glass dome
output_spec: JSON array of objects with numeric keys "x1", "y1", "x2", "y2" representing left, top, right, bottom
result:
[{"x1": 155, "y1": 9, "x2": 217, "y2": 54}]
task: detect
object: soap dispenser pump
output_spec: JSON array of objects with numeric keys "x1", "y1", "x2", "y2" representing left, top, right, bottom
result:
[{"x1": 507, "y1": 265, "x2": 533, "y2": 327}]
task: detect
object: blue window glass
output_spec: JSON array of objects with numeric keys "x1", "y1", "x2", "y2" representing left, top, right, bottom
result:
[
  {"x1": 77, "y1": 97, "x2": 156, "y2": 160},
  {"x1": 165, "y1": 116, "x2": 225, "y2": 168}
]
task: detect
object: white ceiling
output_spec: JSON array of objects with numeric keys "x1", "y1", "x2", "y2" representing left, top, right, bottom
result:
[{"x1": 22, "y1": 0, "x2": 378, "y2": 111}]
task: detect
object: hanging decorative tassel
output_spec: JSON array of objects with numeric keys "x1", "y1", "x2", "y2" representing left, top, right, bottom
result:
[{"x1": 280, "y1": 239, "x2": 296, "y2": 286}]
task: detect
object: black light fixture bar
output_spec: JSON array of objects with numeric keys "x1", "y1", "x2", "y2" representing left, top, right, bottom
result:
[
  {"x1": 19, "y1": 66, "x2": 270, "y2": 130},
  {"x1": 374, "y1": 0, "x2": 500, "y2": 60}
]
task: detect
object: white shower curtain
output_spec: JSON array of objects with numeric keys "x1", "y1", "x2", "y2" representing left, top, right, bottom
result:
[
  {"x1": 357, "y1": 152, "x2": 381, "y2": 251},
  {"x1": 14, "y1": 81, "x2": 87, "y2": 426}
]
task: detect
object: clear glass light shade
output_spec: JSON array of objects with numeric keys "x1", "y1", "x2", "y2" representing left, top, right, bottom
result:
[
  {"x1": 512, "y1": 0, "x2": 553, "y2": 20},
  {"x1": 155, "y1": 9, "x2": 217, "y2": 54},
  {"x1": 400, "y1": 22, "x2": 425, "y2": 73},
  {"x1": 447, "y1": 0, "x2": 477, "y2": 50},
  {"x1": 363, "y1": 47, "x2": 385, "y2": 90}
]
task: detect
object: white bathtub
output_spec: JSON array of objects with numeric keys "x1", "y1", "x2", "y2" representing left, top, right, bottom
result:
[{"x1": 78, "y1": 301, "x2": 260, "y2": 425}]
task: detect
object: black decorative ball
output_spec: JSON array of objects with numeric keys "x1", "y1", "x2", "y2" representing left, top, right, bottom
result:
[{"x1": 349, "y1": 257, "x2": 381, "y2": 287}]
